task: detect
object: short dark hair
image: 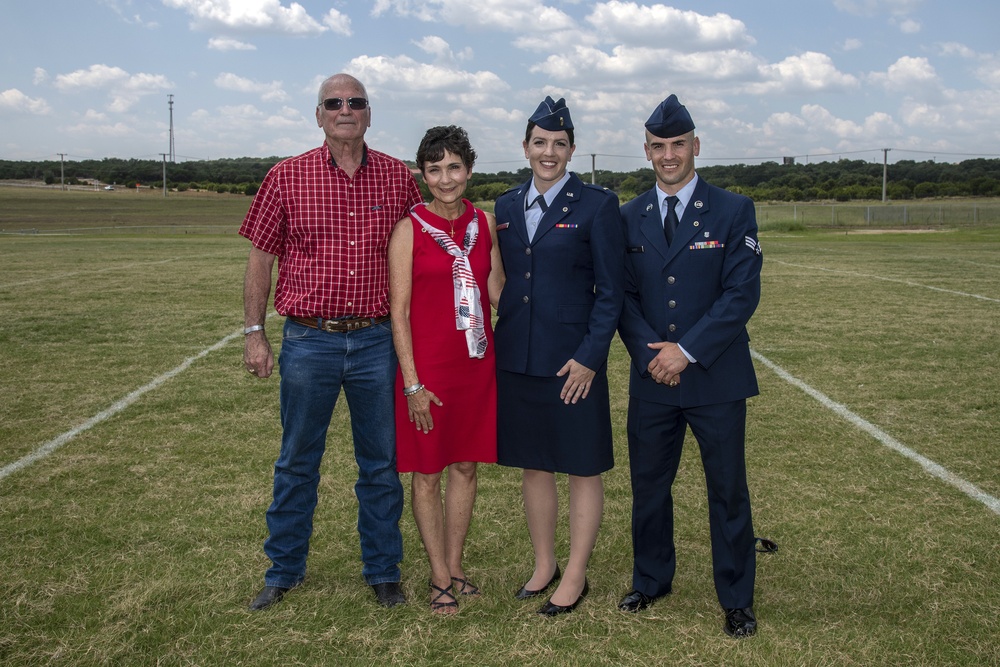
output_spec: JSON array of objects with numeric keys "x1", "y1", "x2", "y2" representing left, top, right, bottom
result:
[
  {"x1": 416, "y1": 125, "x2": 477, "y2": 172},
  {"x1": 524, "y1": 121, "x2": 575, "y2": 147}
]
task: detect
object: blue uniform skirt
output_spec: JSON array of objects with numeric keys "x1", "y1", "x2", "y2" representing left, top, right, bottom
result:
[{"x1": 496, "y1": 368, "x2": 614, "y2": 476}]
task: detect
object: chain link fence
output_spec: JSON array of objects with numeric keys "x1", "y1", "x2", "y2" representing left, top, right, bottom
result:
[{"x1": 756, "y1": 202, "x2": 1000, "y2": 229}]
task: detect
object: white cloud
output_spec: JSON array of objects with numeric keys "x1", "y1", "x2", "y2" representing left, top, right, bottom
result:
[
  {"x1": 896, "y1": 18, "x2": 921, "y2": 33},
  {"x1": 758, "y1": 105, "x2": 903, "y2": 148},
  {"x1": 799, "y1": 105, "x2": 902, "y2": 142},
  {"x1": 480, "y1": 107, "x2": 524, "y2": 123},
  {"x1": 53, "y1": 64, "x2": 173, "y2": 112},
  {"x1": 65, "y1": 118, "x2": 146, "y2": 139},
  {"x1": 371, "y1": 0, "x2": 575, "y2": 31},
  {"x1": 869, "y1": 55, "x2": 938, "y2": 91},
  {"x1": 33, "y1": 68, "x2": 49, "y2": 85},
  {"x1": 323, "y1": 8, "x2": 352, "y2": 36},
  {"x1": 187, "y1": 104, "x2": 314, "y2": 157},
  {"x1": 414, "y1": 35, "x2": 449, "y2": 58},
  {"x1": 0, "y1": 89, "x2": 51, "y2": 114},
  {"x1": 371, "y1": 0, "x2": 434, "y2": 21},
  {"x1": 974, "y1": 55, "x2": 1000, "y2": 87},
  {"x1": 532, "y1": 45, "x2": 760, "y2": 86},
  {"x1": 208, "y1": 37, "x2": 257, "y2": 51},
  {"x1": 162, "y1": 0, "x2": 326, "y2": 34},
  {"x1": 842, "y1": 38, "x2": 863, "y2": 51},
  {"x1": 346, "y1": 54, "x2": 507, "y2": 95},
  {"x1": 751, "y1": 52, "x2": 860, "y2": 94},
  {"x1": 55, "y1": 64, "x2": 130, "y2": 90},
  {"x1": 585, "y1": 2, "x2": 755, "y2": 51},
  {"x1": 413, "y1": 36, "x2": 472, "y2": 63},
  {"x1": 935, "y1": 42, "x2": 976, "y2": 59},
  {"x1": 763, "y1": 111, "x2": 808, "y2": 138},
  {"x1": 513, "y1": 29, "x2": 599, "y2": 53},
  {"x1": 898, "y1": 88, "x2": 1000, "y2": 135},
  {"x1": 100, "y1": 0, "x2": 159, "y2": 28},
  {"x1": 214, "y1": 73, "x2": 288, "y2": 102}
]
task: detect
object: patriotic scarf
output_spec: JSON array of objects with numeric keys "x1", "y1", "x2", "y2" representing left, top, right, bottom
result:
[{"x1": 410, "y1": 203, "x2": 488, "y2": 359}]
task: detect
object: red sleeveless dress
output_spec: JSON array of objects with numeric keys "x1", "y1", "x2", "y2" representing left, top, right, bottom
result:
[{"x1": 395, "y1": 201, "x2": 498, "y2": 473}]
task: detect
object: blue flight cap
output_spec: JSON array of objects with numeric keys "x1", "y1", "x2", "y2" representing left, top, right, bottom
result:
[
  {"x1": 645, "y1": 94, "x2": 695, "y2": 138},
  {"x1": 529, "y1": 96, "x2": 573, "y2": 131}
]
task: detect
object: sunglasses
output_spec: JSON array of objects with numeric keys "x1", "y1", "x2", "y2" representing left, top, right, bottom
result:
[{"x1": 321, "y1": 97, "x2": 368, "y2": 111}]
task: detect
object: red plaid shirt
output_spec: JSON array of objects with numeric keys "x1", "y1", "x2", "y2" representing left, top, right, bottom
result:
[{"x1": 240, "y1": 144, "x2": 422, "y2": 318}]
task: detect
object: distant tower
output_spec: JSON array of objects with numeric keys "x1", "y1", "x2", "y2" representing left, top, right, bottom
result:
[{"x1": 168, "y1": 94, "x2": 175, "y2": 163}]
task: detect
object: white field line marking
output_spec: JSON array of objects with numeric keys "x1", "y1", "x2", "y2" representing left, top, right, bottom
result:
[
  {"x1": 769, "y1": 259, "x2": 1000, "y2": 303},
  {"x1": 0, "y1": 314, "x2": 277, "y2": 482},
  {"x1": 752, "y1": 350, "x2": 1000, "y2": 517},
  {"x1": 956, "y1": 259, "x2": 1000, "y2": 269},
  {"x1": 0, "y1": 252, "x2": 241, "y2": 289}
]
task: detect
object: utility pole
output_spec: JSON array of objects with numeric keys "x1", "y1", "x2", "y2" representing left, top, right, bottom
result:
[
  {"x1": 159, "y1": 153, "x2": 169, "y2": 197},
  {"x1": 882, "y1": 148, "x2": 891, "y2": 203},
  {"x1": 168, "y1": 94, "x2": 175, "y2": 163},
  {"x1": 57, "y1": 153, "x2": 66, "y2": 190},
  {"x1": 591, "y1": 154, "x2": 596, "y2": 185}
]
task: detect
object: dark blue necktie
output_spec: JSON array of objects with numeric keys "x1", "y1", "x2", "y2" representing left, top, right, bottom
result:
[
  {"x1": 532, "y1": 194, "x2": 548, "y2": 212},
  {"x1": 664, "y1": 195, "x2": 679, "y2": 245}
]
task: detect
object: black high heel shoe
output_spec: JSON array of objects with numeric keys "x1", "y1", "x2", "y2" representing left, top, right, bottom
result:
[
  {"x1": 514, "y1": 564, "x2": 561, "y2": 600},
  {"x1": 537, "y1": 579, "x2": 588, "y2": 617}
]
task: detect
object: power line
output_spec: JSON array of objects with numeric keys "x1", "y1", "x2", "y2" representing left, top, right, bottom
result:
[{"x1": 892, "y1": 148, "x2": 1000, "y2": 158}]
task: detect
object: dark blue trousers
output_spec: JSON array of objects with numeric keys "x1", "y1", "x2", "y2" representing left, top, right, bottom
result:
[{"x1": 626, "y1": 397, "x2": 755, "y2": 609}]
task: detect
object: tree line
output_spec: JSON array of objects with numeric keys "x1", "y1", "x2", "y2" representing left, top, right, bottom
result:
[{"x1": 3, "y1": 156, "x2": 1000, "y2": 202}]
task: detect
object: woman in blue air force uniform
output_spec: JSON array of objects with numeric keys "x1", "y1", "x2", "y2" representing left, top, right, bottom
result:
[{"x1": 492, "y1": 96, "x2": 624, "y2": 616}]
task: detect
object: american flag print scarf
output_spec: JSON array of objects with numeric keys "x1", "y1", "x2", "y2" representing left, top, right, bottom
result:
[{"x1": 410, "y1": 203, "x2": 488, "y2": 359}]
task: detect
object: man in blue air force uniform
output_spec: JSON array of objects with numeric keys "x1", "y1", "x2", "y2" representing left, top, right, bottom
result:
[{"x1": 616, "y1": 94, "x2": 764, "y2": 638}]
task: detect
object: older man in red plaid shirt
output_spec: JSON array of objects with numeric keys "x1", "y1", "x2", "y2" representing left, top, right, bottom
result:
[{"x1": 240, "y1": 73, "x2": 422, "y2": 611}]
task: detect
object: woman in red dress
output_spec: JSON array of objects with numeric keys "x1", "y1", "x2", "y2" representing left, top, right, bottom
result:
[{"x1": 388, "y1": 126, "x2": 504, "y2": 613}]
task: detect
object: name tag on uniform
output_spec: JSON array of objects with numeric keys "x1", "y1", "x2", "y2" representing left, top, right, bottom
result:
[{"x1": 626, "y1": 246, "x2": 644, "y2": 253}]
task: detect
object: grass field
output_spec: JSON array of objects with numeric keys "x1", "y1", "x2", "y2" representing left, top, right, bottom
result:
[{"x1": 1, "y1": 187, "x2": 999, "y2": 666}]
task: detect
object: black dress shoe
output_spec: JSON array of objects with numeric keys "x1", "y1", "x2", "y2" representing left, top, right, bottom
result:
[
  {"x1": 723, "y1": 607, "x2": 757, "y2": 638},
  {"x1": 371, "y1": 581, "x2": 407, "y2": 608},
  {"x1": 515, "y1": 565, "x2": 561, "y2": 600},
  {"x1": 618, "y1": 589, "x2": 659, "y2": 613},
  {"x1": 248, "y1": 585, "x2": 290, "y2": 611},
  {"x1": 536, "y1": 579, "x2": 588, "y2": 617}
]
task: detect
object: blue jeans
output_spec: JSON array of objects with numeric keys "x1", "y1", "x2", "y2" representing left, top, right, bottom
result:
[{"x1": 263, "y1": 318, "x2": 403, "y2": 588}]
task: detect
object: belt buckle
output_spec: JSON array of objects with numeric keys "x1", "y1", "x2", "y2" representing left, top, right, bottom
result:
[
  {"x1": 320, "y1": 319, "x2": 342, "y2": 333},
  {"x1": 346, "y1": 319, "x2": 371, "y2": 331}
]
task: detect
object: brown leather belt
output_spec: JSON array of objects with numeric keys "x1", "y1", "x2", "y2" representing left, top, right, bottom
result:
[{"x1": 288, "y1": 315, "x2": 390, "y2": 332}]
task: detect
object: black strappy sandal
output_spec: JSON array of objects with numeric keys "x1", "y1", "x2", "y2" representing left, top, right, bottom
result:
[
  {"x1": 451, "y1": 576, "x2": 481, "y2": 597},
  {"x1": 430, "y1": 581, "x2": 458, "y2": 613}
]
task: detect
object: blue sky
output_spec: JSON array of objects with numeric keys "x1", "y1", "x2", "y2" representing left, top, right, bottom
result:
[{"x1": 2, "y1": 0, "x2": 998, "y2": 172}]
